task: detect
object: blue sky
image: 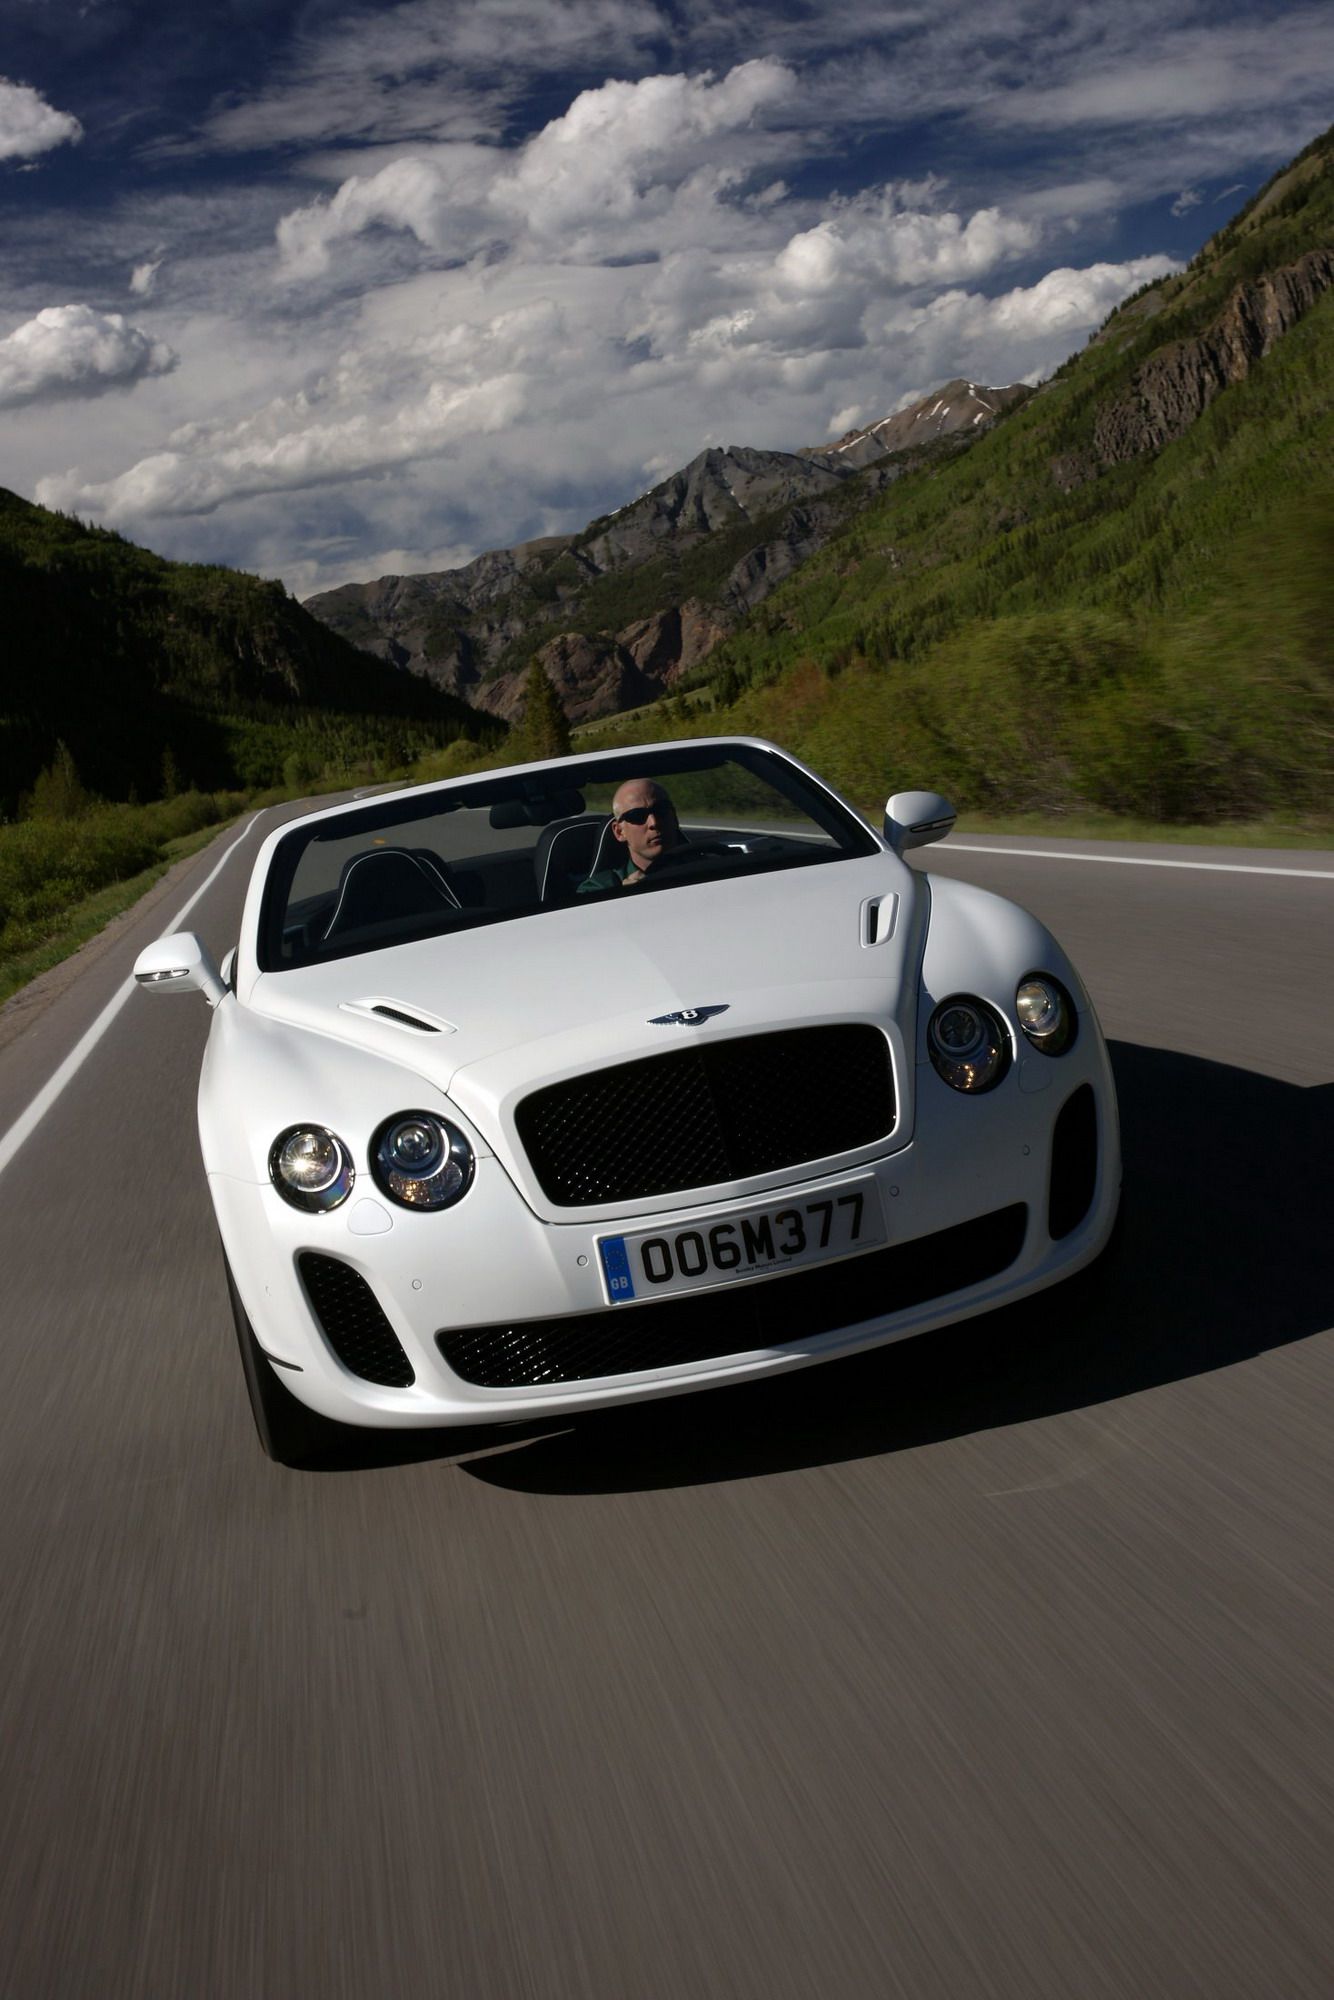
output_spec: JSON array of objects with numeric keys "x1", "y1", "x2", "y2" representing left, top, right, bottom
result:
[{"x1": 1, "y1": 1, "x2": 1331, "y2": 596}]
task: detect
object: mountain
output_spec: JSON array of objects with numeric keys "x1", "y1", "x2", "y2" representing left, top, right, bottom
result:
[
  {"x1": 304, "y1": 381, "x2": 1027, "y2": 724},
  {"x1": 801, "y1": 379, "x2": 1030, "y2": 469},
  {"x1": 607, "y1": 125, "x2": 1334, "y2": 826},
  {"x1": 0, "y1": 494, "x2": 499, "y2": 815}
]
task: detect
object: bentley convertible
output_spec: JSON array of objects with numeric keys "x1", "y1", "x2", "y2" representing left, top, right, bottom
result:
[{"x1": 135, "y1": 737, "x2": 1120, "y2": 1465}]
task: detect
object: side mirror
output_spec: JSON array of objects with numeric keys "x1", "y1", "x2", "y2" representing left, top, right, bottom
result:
[
  {"x1": 883, "y1": 790, "x2": 956, "y2": 855},
  {"x1": 133, "y1": 932, "x2": 227, "y2": 1008}
]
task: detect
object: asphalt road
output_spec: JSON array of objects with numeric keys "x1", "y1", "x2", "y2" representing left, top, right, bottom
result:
[{"x1": 1, "y1": 816, "x2": 1331, "y2": 1999}]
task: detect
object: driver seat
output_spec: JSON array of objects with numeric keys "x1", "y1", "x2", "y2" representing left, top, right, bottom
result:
[{"x1": 534, "y1": 815, "x2": 616, "y2": 903}]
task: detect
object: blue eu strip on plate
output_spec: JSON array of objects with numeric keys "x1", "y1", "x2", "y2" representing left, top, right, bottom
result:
[{"x1": 599, "y1": 1236, "x2": 636, "y2": 1304}]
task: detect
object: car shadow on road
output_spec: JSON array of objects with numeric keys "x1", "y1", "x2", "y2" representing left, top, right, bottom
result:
[{"x1": 448, "y1": 1041, "x2": 1333, "y2": 1495}]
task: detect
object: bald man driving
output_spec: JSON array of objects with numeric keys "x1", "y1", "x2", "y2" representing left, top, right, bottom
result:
[{"x1": 577, "y1": 778, "x2": 684, "y2": 892}]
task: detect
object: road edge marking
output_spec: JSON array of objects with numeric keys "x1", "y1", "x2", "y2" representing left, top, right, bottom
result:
[
  {"x1": 0, "y1": 813, "x2": 265, "y2": 1183},
  {"x1": 946, "y1": 844, "x2": 1334, "y2": 881}
]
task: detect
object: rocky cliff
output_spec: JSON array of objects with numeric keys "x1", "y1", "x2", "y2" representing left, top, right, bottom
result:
[
  {"x1": 305, "y1": 381, "x2": 1022, "y2": 724},
  {"x1": 1093, "y1": 248, "x2": 1334, "y2": 462}
]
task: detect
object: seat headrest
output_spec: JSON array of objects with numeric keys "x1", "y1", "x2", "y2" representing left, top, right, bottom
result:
[{"x1": 322, "y1": 847, "x2": 457, "y2": 941}]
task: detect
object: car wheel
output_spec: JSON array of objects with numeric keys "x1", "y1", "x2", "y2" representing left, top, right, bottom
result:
[{"x1": 223, "y1": 1254, "x2": 347, "y2": 1468}]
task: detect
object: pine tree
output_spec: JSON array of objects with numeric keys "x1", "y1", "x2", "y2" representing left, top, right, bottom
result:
[
  {"x1": 512, "y1": 660, "x2": 571, "y2": 761},
  {"x1": 24, "y1": 741, "x2": 91, "y2": 819}
]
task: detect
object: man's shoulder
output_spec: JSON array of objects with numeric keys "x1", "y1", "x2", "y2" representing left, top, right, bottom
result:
[{"x1": 576, "y1": 863, "x2": 627, "y2": 894}]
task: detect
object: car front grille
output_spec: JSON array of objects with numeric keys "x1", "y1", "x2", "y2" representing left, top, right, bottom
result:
[
  {"x1": 515, "y1": 1025, "x2": 896, "y2": 1206},
  {"x1": 436, "y1": 1203, "x2": 1026, "y2": 1388},
  {"x1": 298, "y1": 1252, "x2": 415, "y2": 1387}
]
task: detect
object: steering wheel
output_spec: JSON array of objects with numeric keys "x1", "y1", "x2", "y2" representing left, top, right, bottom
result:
[{"x1": 645, "y1": 841, "x2": 730, "y2": 875}]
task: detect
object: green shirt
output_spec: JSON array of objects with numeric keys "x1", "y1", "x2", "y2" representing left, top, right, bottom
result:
[{"x1": 576, "y1": 857, "x2": 635, "y2": 894}]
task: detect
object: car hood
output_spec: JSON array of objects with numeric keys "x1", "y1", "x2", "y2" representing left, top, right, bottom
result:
[{"x1": 245, "y1": 856, "x2": 922, "y2": 1209}]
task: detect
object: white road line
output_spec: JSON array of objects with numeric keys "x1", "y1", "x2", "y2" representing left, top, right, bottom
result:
[
  {"x1": 946, "y1": 843, "x2": 1334, "y2": 881},
  {"x1": 0, "y1": 813, "x2": 265, "y2": 1183}
]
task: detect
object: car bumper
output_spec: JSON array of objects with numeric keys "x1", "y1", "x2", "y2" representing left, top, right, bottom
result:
[{"x1": 213, "y1": 1037, "x2": 1120, "y2": 1429}]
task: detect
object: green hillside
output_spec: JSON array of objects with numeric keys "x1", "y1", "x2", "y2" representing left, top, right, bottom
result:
[
  {"x1": 0, "y1": 494, "x2": 501, "y2": 817},
  {"x1": 580, "y1": 129, "x2": 1334, "y2": 825}
]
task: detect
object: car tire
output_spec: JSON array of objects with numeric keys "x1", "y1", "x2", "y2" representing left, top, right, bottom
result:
[{"x1": 223, "y1": 1254, "x2": 347, "y2": 1468}]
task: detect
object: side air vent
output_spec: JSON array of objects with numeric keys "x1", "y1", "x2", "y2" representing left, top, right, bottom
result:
[
  {"x1": 297, "y1": 1253, "x2": 415, "y2": 1386},
  {"x1": 1048, "y1": 1084, "x2": 1098, "y2": 1240}
]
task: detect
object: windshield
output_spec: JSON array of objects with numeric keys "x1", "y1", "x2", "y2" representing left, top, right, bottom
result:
[{"x1": 257, "y1": 742, "x2": 879, "y2": 972}]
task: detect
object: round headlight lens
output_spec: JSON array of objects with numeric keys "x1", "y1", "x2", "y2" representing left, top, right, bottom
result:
[
  {"x1": 372, "y1": 1112, "x2": 474, "y2": 1210},
  {"x1": 385, "y1": 1117, "x2": 444, "y2": 1174},
  {"x1": 269, "y1": 1126, "x2": 355, "y2": 1211},
  {"x1": 927, "y1": 996, "x2": 1010, "y2": 1093},
  {"x1": 1016, "y1": 975, "x2": 1077, "y2": 1055}
]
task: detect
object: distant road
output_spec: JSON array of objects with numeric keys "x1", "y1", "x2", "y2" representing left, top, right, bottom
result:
[{"x1": 1, "y1": 819, "x2": 1331, "y2": 1999}]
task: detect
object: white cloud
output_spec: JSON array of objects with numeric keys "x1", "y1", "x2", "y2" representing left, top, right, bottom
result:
[
  {"x1": 1171, "y1": 189, "x2": 1203, "y2": 217},
  {"x1": 993, "y1": 11, "x2": 1334, "y2": 130},
  {"x1": 276, "y1": 60, "x2": 797, "y2": 277},
  {"x1": 495, "y1": 60, "x2": 796, "y2": 237},
  {"x1": 0, "y1": 306, "x2": 177, "y2": 411},
  {"x1": 201, "y1": 0, "x2": 666, "y2": 154},
  {"x1": 0, "y1": 78, "x2": 82, "y2": 161},
  {"x1": 36, "y1": 298, "x2": 564, "y2": 517},
  {"x1": 1014, "y1": 178, "x2": 1124, "y2": 221},
  {"x1": 878, "y1": 255, "x2": 1179, "y2": 384},
  {"x1": 27, "y1": 32, "x2": 1162, "y2": 585},
  {"x1": 828, "y1": 404, "x2": 866, "y2": 436},
  {"x1": 21, "y1": 13, "x2": 1302, "y2": 594},
  {"x1": 774, "y1": 193, "x2": 1039, "y2": 295},
  {"x1": 635, "y1": 181, "x2": 1043, "y2": 376}
]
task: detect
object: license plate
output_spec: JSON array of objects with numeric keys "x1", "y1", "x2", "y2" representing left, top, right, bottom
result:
[{"x1": 597, "y1": 1178, "x2": 885, "y2": 1305}]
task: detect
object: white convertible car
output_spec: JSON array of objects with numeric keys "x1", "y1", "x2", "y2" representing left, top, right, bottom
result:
[{"x1": 135, "y1": 737, "x2": 1120, "y2": 1464}]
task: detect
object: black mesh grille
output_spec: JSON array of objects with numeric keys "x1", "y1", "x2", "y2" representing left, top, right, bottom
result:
[
  {"x1": 1048, "y1": 1084, "x2": 1098, "y2": 1240},
  {"x1": 516, "y1": 1026, "x2": 895, "y2": 1206},
  {"x1": 298, "y1": 1253, "x2": 415, "y2": 1387},
  {"x1": 437, "y1": 1204, "x2": 1026, "y2": 1387}
]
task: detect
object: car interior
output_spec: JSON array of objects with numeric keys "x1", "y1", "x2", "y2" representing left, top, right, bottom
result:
[{"x1": 259, "y1": 749, "x2": 876, "y2": 971}]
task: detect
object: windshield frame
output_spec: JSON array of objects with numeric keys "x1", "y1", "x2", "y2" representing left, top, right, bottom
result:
[{"x1": 255, "y1": 740, "x2": 880, "y2": 974}]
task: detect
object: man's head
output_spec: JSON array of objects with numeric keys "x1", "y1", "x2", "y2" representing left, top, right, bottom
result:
[{"x1": 610, "y1": 778, "x2": 680, "y2": 874}]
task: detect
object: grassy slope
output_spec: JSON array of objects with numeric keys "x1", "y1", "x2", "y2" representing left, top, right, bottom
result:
[
  {"x1": 566, "y1": 130, "x2": 1334, "y2": 825},
  {"x1": 0, "y1": 492, "x2": 499, "y2": 813}
]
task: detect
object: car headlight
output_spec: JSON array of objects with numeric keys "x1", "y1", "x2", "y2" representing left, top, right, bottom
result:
[
  {"x1": 927, "y1": 996, "x2": 1010, "y2": 1093},
  {"x1": 371, "y1": 1112, "x2": 474, "y2": 1210},
  {"x1": 1015, "y1": 975, "x2": 1077, "y2": 1055},
  {"x1": 269, "y1": 1126, "x2": 355, "y2": 1211}
]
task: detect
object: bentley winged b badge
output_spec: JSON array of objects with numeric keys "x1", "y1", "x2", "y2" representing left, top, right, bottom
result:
[{"x1": 648, "y1": 1004, "x2": 730, "y2": 1027}]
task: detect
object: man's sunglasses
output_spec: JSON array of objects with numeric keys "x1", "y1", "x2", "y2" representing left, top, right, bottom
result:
[{"x1": 615, "y1": 804, "x2": 672, "y2": 825}]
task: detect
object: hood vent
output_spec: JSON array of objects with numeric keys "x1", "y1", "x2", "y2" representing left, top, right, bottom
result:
[
  {"x1": 339, "y1": 997, "x2": 456, "y2": 1036},
  {"x1": 373, "y1": 1005, "x2": 441, "y2": 1033},
  {"x1": 861, "y1": 894, "x2": 898, "y2": 947}
]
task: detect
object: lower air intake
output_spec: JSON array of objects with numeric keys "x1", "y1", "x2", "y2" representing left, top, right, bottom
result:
[
  {"x1": 1048, "y1": 1084, "x2": 1098, "y2": 1240},
  {"x1": 437, "y1": 1204, "x2": 1027, "y2": 1388},
  {"x1": 298, "y1": 1253, "x2": 415, "y2": 1387}
]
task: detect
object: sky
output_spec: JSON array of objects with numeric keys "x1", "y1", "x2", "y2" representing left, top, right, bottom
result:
[{"x1": 1, "y1": 2, "x2": 1331, "y2": 600}]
